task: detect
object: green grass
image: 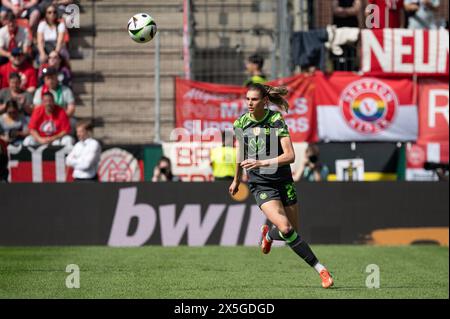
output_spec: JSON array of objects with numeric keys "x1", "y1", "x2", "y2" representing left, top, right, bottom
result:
[{"x1": 0, "y1": 246, "x2": 448, "y2": 299}]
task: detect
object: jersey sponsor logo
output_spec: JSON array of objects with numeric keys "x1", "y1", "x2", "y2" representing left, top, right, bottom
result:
[
  {"x1": 248, "y1": 137, "x2": 266, "y2": 157},
  {"x1": 340, "y1": 79, "x2": 398, "y2": 134},
  {"x1": 98, "y1": 148, "x2": 141, "y2": 182},
  {"x1": 39, "y1": 120, "x2": 56, "y2": 136}
]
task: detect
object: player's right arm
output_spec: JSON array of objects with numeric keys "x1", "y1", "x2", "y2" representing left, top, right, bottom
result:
[
  {"x1": 229, "y1": 139, "x2": 242, "y2": 196},
  {"x1": 229, "y1": 117, "x2": 244, "y2": 195}
]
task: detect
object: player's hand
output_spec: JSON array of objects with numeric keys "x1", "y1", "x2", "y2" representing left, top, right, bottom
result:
[
  {"x1": 240, "y1": 159, "x2": 266, "y2": 170},
  {"x1": 229, "y1": 180, "x2": 240, "y2": 196}
]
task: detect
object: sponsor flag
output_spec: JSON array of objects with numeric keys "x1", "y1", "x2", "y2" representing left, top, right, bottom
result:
[{"x1": 315, "y1": 72, "x2": 418, "y2": 141}]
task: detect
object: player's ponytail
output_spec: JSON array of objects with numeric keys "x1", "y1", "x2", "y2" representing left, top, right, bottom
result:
[
  {"x1": 247, "y1": 83, "x2": 290, "y2": 113},
  {"x1": 265, "y1": 85, "x2": 289, "y2": 113}
]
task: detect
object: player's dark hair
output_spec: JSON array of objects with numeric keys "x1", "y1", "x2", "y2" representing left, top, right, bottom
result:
[
  {"x1": 247, "y1": 54, "x2": 264, "y2": 70},
  {"x1": 247, "y1": 83, "x2": 290, "y2": 113}
]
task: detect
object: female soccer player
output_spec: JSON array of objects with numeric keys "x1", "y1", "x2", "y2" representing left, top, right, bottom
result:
[{"x1": 229, "y1": 83, "x2": 334, "y2": 288}]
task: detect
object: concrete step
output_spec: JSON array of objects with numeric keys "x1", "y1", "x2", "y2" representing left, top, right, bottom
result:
[
  {"x1": 193, "y1": 0, "x2": 276, "y2": 12},
  {"x1": 94, "y1": 122, "x2": 174, "y2": 144},
  {"x1": 95, "y1": 0, "x2": 182, "y2": 10},
  {"x1": 94, "y1": 11, "x2": 184, "y2": 29},
  {"x1": 94, "y1": 28, "x2": 183, "y2": 48},
  {"x1": 70, "y1": 48, "x2": 184, "y2": 72},
  {"x1": 95, "y1": 100, "x2": 174, "y2": 122},
  {"x1": 194, "y1": 31, "x2": 274, "y2": 49},
  {"x1": 193, "y1": 12, "x2": 276, "y2": 29},
  {"x1": 73, "y1": 73, "x2": 177, "y2": 98}
]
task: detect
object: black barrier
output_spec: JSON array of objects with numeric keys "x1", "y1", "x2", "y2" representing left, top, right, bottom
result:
[{"x1": 0, "y1": 182, "x2": 448, "y2": 246}]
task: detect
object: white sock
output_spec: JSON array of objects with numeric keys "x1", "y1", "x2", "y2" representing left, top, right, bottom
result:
[{"x1": 313, "y1": 262, "x2": 326, "y2": 273}]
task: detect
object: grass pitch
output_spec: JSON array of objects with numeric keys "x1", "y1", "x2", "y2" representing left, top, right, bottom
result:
[{"x1": 0, "y1": 245, "x2": 447, "y2": 299}]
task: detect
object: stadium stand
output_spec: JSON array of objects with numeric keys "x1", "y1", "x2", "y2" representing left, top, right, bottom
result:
[{"x1": 72, "y1": 0, "x2": 184, "y2": 144}]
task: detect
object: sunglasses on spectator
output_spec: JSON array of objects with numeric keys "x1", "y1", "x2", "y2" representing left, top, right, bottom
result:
[
  {"x1": 47, "y1": 11, "x2": 57, "y2": 14},
  {"x1": 49, "y1": 55, "x2": 59, "y2": 59}
]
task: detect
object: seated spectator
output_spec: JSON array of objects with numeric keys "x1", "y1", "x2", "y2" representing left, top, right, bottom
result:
[
  {"x1": 38, "y1": 50, "x2": 71, "y2": 87},
  {"x1": 1, "y1": 0, "x2": 41, "y2": 30},
  {"x1": 0, "y1": 99, "x2": 28, "y2": 145},
  {"x1": 332, "y1": 0, "x2": 361, "y2": 71},
  {"x1": 37, "y1": 4, "x2": 69, "y2": 64},
  {"x1": 0, "y1": 72, "x2": 33, "y2": 115},
  {"x1": 244, "y1": 54, "x2": 267, "y2": 87},
  {"x1": 38, "y1": 0, "x2": 73, "y2": 20},
  {"x1": 33, "y1": 66, "x2": 75, "y2": 117},
  {"x1": 23, "y1": 91, "x2": 73, "y2": 146},
  {"x1": 293, "y1": 144, "x2": 329, "y2": 182},
  {"x1": 66, "y1": 120, "x2": 102, "y2": 182},
  {"x1": 152, "y1": 156, "x2": 180, "y2": 182},
  {"x1": 0, "y1": 11, "x2": 31, "y2": 65},
  {"x1": 365, "y1": 0, "x2": 404, "y2": 29},
  {"x1": 404, "y1": 0, "x2": 440, "y2": 29},
  {"x1": 0, "y1": 47, "x2": 37, "y2": 93}
]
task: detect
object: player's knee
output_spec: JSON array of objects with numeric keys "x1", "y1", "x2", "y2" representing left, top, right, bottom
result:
[{"x1": 278, "y1": 224, "x2": 292, "y2": 235}]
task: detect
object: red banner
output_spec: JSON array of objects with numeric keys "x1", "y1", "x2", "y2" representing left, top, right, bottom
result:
[
  {"x1": 361, "y1": 29, "x2": 449, "y2": 76},
  {"x1": 314, "y1": 72, "x2": 418, "y2": 141},
  {"x1": 417, "y1": 79, "x2": 449, "y2": 146},
  {"x1": 175, "y1": 74, "x2": 317, "y2": 142}
]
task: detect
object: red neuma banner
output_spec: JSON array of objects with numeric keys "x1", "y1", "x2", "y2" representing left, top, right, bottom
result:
[
  {"x1": 361, "y1": 29, "x2": 449, "y2": 75},
  {"x1": 175, "y1": 74, "x2": 318, "y2": 142}
]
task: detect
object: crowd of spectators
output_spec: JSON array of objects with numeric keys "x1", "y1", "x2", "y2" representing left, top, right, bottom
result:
[{"x1": 0, "y1": 0, "x2": 75, "y2": 148}]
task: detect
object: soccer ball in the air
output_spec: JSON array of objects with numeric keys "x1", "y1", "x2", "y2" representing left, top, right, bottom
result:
[{"x1": 127, "y1": 13, "x2": 157, "y2": 43}]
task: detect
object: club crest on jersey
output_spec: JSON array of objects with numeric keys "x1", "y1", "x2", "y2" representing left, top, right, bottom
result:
[
  {"x1": 340, "y1": 79, "x2": 398, "y2": 134},
  {"x1": 252, "y1": 127, "x2": 261, "y2": 136}
]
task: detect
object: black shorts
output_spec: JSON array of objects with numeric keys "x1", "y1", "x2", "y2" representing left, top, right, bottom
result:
[{"x1": 248, "y1": 181, "x2": 298, "y2": 208}]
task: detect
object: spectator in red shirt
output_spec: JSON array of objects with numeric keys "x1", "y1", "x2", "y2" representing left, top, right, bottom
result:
[
  {"x1": 23, "y1": 91, "x2": 73, "y2": 147},
  {"x1": 0, "y1": 11, "x2": 31, "y2": 65},
  {"x1": 365, "y1": 0, "x2": 405, "y2": 28},
  {"x1": 0, "y1": 47, "x2": 37, "y2": 93}
]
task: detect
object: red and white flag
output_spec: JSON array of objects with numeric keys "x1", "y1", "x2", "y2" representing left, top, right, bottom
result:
[{"x1": 315, "y1": 72, "x2": 418, "y2": 141}]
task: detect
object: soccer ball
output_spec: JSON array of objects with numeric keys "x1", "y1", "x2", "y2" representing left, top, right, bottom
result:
[{"x1": 127, "y1": 13, "x2": 157, "y2": 43}]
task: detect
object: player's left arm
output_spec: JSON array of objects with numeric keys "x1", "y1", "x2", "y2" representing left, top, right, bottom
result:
[{"x1": 241, "y1": 136, "x2": 295, "y2": 169}]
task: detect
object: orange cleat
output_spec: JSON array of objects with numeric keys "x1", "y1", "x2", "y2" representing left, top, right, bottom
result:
[
  {"x1": 320, "y1": 269, "x2": 334, "y2": 288},
  {"x1": 260, "y1": 225, "x2": 272, "y2": 254}
]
